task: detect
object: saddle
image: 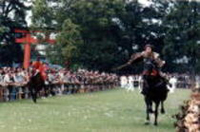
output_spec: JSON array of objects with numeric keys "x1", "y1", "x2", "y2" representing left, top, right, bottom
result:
[
  {"x1": 143, "y1": 69, "x2": 159, "y2": 77},
  {"x1": 143, "y1": 57, "x2": 160, "y2": 77}
]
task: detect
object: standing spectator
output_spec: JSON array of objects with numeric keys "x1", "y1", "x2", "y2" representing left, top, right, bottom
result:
[{"x1": 168, "y1": 76, "x2": 178, "y2": 93}]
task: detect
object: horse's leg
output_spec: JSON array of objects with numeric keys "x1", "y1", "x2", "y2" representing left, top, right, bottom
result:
[
  {"x1": 30, "y1": 88, "x2": 37, "y2": 103},
  {"x1": 49, "y1": 84, "x2": 55, "y2": 96},
  {"x1": 44, "y1": 85, "x2": 49, "y2": 97},
  {"x1": 160, "y1": 101, "x2": 165, "y2": 114},
  {"x1": 144, "y1": 96, "x2": 150, "y2": 125},
  {"x1": 154, "y1": 101, "x2": 160, "y2": 126},
  {"x1": 149, "y1": 101, "x2": 154, "y2": 113}
]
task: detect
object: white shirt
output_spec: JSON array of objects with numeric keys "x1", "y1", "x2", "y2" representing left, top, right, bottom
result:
[{"x1": 4, "y1": 74, "x2": 11, "y2": 83}]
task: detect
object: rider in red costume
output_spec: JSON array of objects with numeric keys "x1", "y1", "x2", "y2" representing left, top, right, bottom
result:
[{"x1": 32, "y1": 57, "x2": 48, "y2": 81}]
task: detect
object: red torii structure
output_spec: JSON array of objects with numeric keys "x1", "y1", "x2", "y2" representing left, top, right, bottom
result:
[{"x1": 14, "y1": 29, "x2": 56, "y2": 69}]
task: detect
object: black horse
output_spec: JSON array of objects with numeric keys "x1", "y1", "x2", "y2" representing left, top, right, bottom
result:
[
  {"x1": 144, "y1": 75, "x2": 169, "y2": 126},
  {"x1": 114, "y1": 53, "x2": 169, "y2": 125},
  {"x1": 142, "y1": 54, "x2": 169, "y2": 125},
  {"x1": 27, "y1": 72, "x2": 46, "y2": 103}
]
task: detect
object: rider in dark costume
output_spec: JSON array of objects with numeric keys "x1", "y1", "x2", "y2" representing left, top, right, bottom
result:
[{"x1": 115, "y1": 44, "x2": 169, "y2": 95}]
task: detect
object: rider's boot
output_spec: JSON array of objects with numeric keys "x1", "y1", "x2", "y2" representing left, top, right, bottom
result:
[{"x1": 141, "y1": 80, "x2": 149, "y2": 95}]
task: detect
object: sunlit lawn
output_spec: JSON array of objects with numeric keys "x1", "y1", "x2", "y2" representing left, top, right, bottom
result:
[{"x1": 0, "y1": 88, "x2": 190, "y2": 132}]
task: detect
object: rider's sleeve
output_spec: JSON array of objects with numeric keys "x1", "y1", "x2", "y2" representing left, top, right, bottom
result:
[
  {"x1": 154, "y1": 52, "x2": 159, "y2": 59},
  {"x1": 115, "y1": 52, "x2": 143, "y2": 70},
  {"x1": 153, "y1": 52, "x2": 165, "y2": 67},
  {"x1": 127, "y1": 52, "x2": 143, "y2": 65}
]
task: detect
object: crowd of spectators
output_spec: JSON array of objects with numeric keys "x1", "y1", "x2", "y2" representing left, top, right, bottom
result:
[
  {"x1": 120, "y1": 73, "x2": 197, "y2": 90},
  {"x1": 0, "y1": 67, "x2": 119, "y2": 86},
  {"x1": 0, "y1": 65, "x2": 198, "y2": 102},
  {"x1": 0, "y1": 67, "x2": 119, "y2": 101}
]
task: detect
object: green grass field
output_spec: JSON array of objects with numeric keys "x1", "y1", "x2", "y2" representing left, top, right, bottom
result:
[{"x1": 0, "y1": 88, "x2": 190, "y2": 132}]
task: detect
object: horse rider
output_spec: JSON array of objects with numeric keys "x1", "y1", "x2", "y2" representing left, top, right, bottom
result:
[
  {"x1": 115, "y1": 44, "x2": 169, "y2": 95},
  {"x1": 31, "y1": 57, "x2": 48, "y2": 81}
]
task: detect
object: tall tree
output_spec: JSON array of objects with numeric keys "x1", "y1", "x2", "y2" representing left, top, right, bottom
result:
[
  {"x1": 163, "y1": 0, "x2": 200, "y2": 73},
  {"x1": 0, "y1": 0, "x2": 30, "y2": 66},
  {"x1": 46, "y1": 19, "x2": 82, "y2": 66},
  {"x1": 32, "y1": 0, "x2": 83, "y2": 68},
  {"x1": 31, "y1": 0, "x2": 200, "y2": 74},
  {"x1": 68, "y1": 0, "x2": 126, "y2": 71}
]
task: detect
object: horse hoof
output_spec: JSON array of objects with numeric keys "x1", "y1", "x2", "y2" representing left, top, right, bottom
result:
[
  {"x1": 33, "y1": 99, "x2": 37, "y2": 103},
  {"x1": 144, "y1": 121, "x2": 150, "y2": 125},
  {"x1": 161, "y1": 109, "x2": 165, "y2": 114},
  {"x1": 154, "y1": 123, "x2": 158, "y2": 126}
]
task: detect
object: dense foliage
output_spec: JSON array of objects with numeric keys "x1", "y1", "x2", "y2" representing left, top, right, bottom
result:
[
  {"x1": 1, "y1": 0, "x2": 200, "y2": 73},
  {"x1": 0, "y1": 0, "x2": 30, "y2": 66}
]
